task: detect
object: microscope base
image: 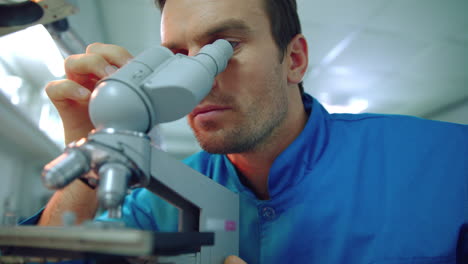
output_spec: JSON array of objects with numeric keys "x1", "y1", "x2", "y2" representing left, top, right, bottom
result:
[{"x1": 0, "y1": 226, "x2": 213, "y2": 263}]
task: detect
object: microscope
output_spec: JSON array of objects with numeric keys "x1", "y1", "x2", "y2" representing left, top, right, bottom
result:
[{"x1": 0, "y1": 39, "x2": 239, "y2": 264}]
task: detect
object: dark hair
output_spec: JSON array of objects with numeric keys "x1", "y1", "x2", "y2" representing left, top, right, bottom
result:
[{"x1": 155, "y1": 0, "x2": 304, "y2": 94}]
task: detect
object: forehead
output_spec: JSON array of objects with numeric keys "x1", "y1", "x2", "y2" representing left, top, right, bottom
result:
[{"x1": 160, "y1": 0, "x2": 268, "y2": 43}]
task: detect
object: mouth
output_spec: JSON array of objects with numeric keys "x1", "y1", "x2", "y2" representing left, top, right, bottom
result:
[{"x1": 191, "y1": 105, "x2": 231, "y2": 118}]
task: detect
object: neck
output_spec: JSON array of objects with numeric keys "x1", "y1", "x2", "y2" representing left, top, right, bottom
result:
[{"x1": 227, "y1": 91, "x2": 307, "y2": 200}]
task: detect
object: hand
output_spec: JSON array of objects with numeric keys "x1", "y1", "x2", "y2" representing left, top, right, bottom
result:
[
  {"x1": 45, "y1": 43, "x2": 133, "y2": 144},
  {"x1": 224, "y1": 255, "x2": 247, "y2": 264}
]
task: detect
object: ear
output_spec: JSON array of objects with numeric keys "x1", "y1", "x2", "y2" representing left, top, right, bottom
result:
[{"x1": 285, "y1": 34, "x2": 309, "y2": 85}]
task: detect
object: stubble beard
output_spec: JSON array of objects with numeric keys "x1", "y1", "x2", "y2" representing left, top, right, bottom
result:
[{"x1": 189, "y1": 78, "x2": 289, "y2": 155}]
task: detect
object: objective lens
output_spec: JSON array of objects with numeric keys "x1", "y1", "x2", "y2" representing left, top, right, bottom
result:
[
  {"x1": 42, "y1": 149, "x2": 90, "y2": 189},
  {"x1": 98, "y1": 163, "x2": 131, "y2": 213}
]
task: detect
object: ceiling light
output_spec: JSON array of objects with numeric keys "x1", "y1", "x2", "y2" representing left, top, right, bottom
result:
[
  {"x1": 0, "y1": 75, "x2": 22, "y2": 95},
  {"x1": 321, "y1": 31, "x2": 358, "y2": 65},
  {"x1": 0, "y1": 24, "x2": 65, "y2": 77},
  {"x1": 322, "y1": 98, "x2": 369, "y2": 114},
  {"x1": 329, "y1": 66, "x2": 353, "y2": 76}
]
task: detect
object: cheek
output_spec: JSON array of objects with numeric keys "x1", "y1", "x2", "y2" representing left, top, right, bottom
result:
[{"x1": 221, "y1": 53, "x2": 275, "y2": 90}]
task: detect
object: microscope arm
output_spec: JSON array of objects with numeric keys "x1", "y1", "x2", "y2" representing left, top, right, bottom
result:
[{"x1": 148, "y1": 147, "x2": 239, "y2": 263}]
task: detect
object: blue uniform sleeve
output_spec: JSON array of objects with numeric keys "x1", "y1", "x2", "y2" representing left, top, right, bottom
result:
[
  {"x1": 96, "y1": 188, "x2": 179, "y2": 231},
  {"x1": 18, "y1": 209, "x2": 43, "y2": 225}
]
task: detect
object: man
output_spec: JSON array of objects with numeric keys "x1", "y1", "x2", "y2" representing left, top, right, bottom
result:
[{"x1": 31, "y1": 0, "x2": 467, "y2": 263}]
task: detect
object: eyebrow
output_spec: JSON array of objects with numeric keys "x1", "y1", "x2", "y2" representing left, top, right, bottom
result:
[
  {"x1": 203, "y1": 19, "x2": 253, "y2": 37},
  {"x1": 164, "y1": 19, "x2": 253, "y2": 50}
]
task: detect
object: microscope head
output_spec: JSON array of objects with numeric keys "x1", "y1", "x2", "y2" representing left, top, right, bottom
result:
[{"x1": 88, "y1": 39, "x2": 234, "y2": 133}]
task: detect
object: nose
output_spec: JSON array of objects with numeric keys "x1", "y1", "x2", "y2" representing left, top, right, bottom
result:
[{"x1": 211, "y1": 78, "x2": 219, "y2": 91}]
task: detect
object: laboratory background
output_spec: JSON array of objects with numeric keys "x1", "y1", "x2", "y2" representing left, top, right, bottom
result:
[{"x1": 0, "y1": 0, "x2": 467, "y2": 223}]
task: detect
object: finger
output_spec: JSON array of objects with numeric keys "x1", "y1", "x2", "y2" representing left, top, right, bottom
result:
[
  {"x1": 45, "y1": 80, "x2": 95, "y2": 144},
  {"x1": 45, "y1": 79, "x2": 91, "y2": 103},
  {"x1": 86, "y1": 42, "x2": 133, "y2": 68},
  {"x1": 64, "y1": 53, "x2": 114, "y2": 83},
  {"x1": 224, "y1": 255, "x2": 247, "y2": 264}
]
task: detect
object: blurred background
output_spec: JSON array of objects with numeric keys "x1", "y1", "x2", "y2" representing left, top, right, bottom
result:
[{"x1": 0, "y1": 0, "x2": 467, "y2": 221}]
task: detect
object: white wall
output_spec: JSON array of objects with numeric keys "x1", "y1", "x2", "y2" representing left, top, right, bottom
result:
[
  {"x1": 0, "y1": 141, "x2": 51, "y2": 223},
  {"x1": 0, "y1": 146, "x2": 21, "y2": 223},
  {"x1": 427, "y1": 101, "x2": 468, "y2": 125},
  {"x1": 0, "y1": 93, "x2": 59, "y2": 224}
]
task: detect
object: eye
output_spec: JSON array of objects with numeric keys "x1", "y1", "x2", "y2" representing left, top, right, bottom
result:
[{"x1": 227, "y1": 41, "x2": 240, "y2": 49}]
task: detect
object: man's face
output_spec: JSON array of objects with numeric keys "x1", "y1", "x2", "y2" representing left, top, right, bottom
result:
[{"x1": 161, "y1": 0, "x2": 292, "y2": 154}]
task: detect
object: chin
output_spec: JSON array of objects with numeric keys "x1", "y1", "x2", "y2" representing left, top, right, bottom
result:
[
  {"x1": 197, "y1": 134, "x2": 256, "y2": 154},
  {"x1": 190, "y1": 121, "x2": 256, "y2": 154},
  {"x1": 196, "y1": 135, "x2": 230, "y2": 154}
]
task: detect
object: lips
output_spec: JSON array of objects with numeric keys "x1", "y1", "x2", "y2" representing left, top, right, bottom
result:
[{"x1": 191, "y1": 105, "x2": 230, "y2": 117}]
